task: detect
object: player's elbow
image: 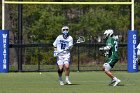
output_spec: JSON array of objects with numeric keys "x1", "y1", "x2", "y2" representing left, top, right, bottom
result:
[{"x1": 54, "y1": 47, "x2": 57, "y2": 51}]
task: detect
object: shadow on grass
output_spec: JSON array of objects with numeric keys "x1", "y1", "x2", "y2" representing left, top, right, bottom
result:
[
  {"x1": 117, "y1": 84, "x2": 125, "y2": 86},
  {"x1": 65, "y1": 84, "x2": 80, "y2": 86},
  {"x1": 109, "y1": 83, "x2": 125, "y2": 86}
]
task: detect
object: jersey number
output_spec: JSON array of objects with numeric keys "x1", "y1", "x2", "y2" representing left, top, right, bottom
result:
[
  {"x1": 114, "y1": 41, "x2": 118, "y2": 52},
  {"x1": 61, "y1": 43, "x2": 66, "y2": 49}
]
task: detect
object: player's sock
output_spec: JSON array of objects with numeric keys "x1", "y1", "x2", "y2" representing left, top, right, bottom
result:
[
  {"x1": 65, "y1": 76, "x2": 69, "y2": 81},
  {"x1": 113, "y1": 77, "x2": 118, "y2": 81},
  {"x1": 59, "y1": 76, "x2": 63, "y2": 81},
  {"x1": 65, "y1": 76, "x2": 72, "y2": 84}
]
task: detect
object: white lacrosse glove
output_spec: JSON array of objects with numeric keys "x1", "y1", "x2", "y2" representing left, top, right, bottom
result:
[
  {"x1": 53, "y1": 51, "x2": 58, "y2": 57},
  {"x1": 65, "y1": 47, "x2": 70, "y2": 51},
  {"x1": 99, "y1": 47, "x2": 104, "y2": 51},
  {"x1": 104, "y1": 51, "x2": 109, "y2": 57},
  {"x1": 64, "y1": 46, "x2": 72, "y2": 52}
]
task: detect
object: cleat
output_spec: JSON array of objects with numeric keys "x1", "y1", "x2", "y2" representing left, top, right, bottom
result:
[
  {"x1": 59, "y1": 80, "x2": 64, "y2": 85},
  {"x1": 65, "y1": 80, "x2": 72, "y2": 85},
  {"x1": 113, "y1": 79, "x2": 121, "y2": 86},
  {"x1": 109, "y1": 79, "x2": 116, "y2": 85}
]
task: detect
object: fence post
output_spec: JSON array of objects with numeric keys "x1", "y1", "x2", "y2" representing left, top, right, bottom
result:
[
  {"x1": 38, "y1": 47, "x2": 40, "y2": 71},
  {"x1": 77, "y1": 45, "x2": 80, "y2": 72}
]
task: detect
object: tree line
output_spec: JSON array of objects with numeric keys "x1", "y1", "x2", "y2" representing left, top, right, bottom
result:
[{"x1": 0, "y1": 0, "x2": 140, "y2": 66}]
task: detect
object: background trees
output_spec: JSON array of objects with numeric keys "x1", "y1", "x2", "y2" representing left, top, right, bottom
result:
[{"x1": 0, "y1": 0, "x2": 140, "y2": 70}]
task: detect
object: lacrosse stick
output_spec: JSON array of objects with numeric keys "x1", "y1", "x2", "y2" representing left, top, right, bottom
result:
[{"x1": 54, "y1": 36, "x2": 85, "y2": 57}]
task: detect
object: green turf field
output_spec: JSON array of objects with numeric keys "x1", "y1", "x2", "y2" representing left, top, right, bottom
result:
[{"x1": 0, "y1": 71, "x2": 140, "y2": 93}]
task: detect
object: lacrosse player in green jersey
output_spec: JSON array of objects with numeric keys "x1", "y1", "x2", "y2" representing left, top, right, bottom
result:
[{"x1": 99, "y1": 29, "x2": 121, "y2": 86}]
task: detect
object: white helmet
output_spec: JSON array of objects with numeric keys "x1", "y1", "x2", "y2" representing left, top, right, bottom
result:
[
  {"x1": 61, "y1": 26, "x2": 69, "y2": 39},
  {"x1": 61, "y1": 26, "x2": 69, "y2": 32},
  {"x1": 104, "y1": 29, "x2": 114, "y2": 38}
]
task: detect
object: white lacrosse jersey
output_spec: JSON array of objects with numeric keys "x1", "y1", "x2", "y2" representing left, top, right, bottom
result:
[{"x1": 53, "y1": 35, "x2": 73, "y2": 56}]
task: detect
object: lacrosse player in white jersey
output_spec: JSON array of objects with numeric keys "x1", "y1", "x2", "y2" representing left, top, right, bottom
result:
[
  {"x1": 137, "y1": 43, "x2": 140, "y2": 64},
  {"x1": 53, "y1": 26, "x2": 73, "y2": 85},
  {"x1": 137, "y1": 43, "x2": 140, "y2": 56}
]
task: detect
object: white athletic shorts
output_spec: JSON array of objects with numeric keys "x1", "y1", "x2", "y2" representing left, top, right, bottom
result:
[
  {"x1": 57, "y1": 55, "x2": 70, "y2": 65},
  {"x1": 103, "y1": 63, "x2": 112, "y2": 71}
]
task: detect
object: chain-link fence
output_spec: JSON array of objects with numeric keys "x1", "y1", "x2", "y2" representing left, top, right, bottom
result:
[{"x1": 9, "y1": 43, "x2": 127, "y2": 72}]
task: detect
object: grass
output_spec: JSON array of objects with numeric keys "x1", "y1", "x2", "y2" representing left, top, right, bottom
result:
[{"x1": 0, "y1": 71, "x2": 140, "y2": 93}]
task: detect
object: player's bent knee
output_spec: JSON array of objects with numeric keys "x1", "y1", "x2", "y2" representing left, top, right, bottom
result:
[
  {"x1": 64, "y1": 63, "x2": 70, "y2": 69},
  {"x1": 103, "y1": 63, "x2": 111, "y2": 71},
  {"x1": 65, "y1": 66, "x2": 70, "y2": 70},
  {"x1": 58, "y1": 68, "x2": 63, "y2": 73},
  {"x1": 104, "y1": 68, "x2": 109, "y2": 72}
]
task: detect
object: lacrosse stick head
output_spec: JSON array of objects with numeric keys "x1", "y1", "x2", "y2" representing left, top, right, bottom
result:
[{"x1": 76, "y1": 36, "x2": 85, "y2": 43}]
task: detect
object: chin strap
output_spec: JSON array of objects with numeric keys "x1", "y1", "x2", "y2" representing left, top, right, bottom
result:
[{"x1": 63, "y1": 33, "x2": 69, "y2": 39}]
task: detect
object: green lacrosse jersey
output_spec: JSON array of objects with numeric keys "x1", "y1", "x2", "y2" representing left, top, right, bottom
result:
[{"x1": 105, "y1": 37, "x2": 119, "y2": 68}]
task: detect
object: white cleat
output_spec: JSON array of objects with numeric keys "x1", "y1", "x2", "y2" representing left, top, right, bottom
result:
[
  {"x1": 113, "y1": 79, "x2": 121, "y2": 86},
  {"x1": 109, "y1": 79, "x2": 116, "y2": 85},
  {"x1": 59, "y1": 80, "x2": 64, "y2": 85},
  {"x1": 65, "y1": 80, "x2": 72, "y2": 85}
]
